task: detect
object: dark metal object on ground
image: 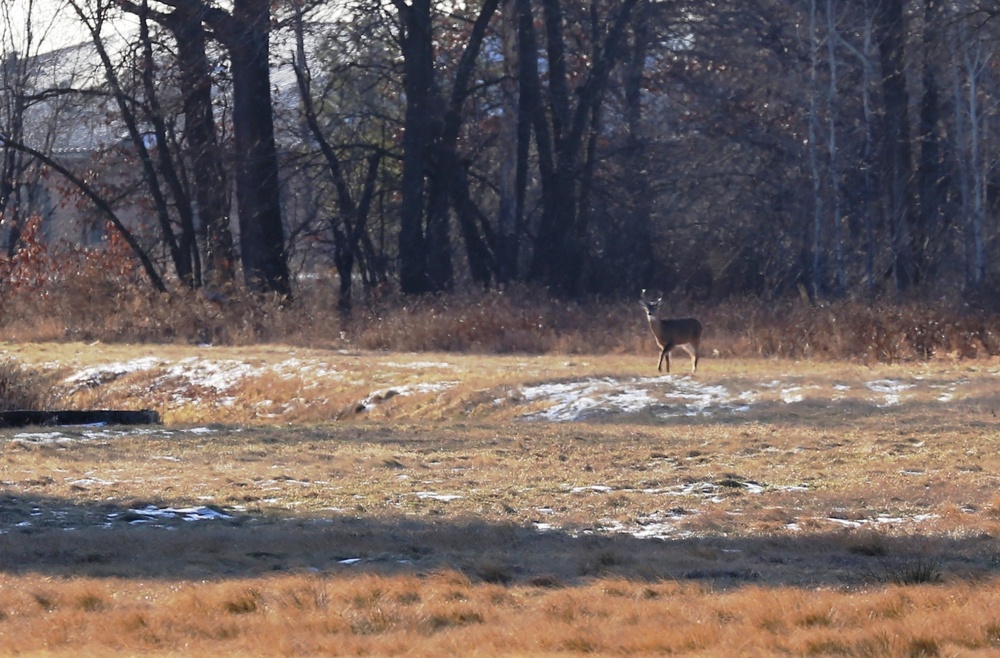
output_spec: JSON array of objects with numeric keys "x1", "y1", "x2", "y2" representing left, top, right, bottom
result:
[{"x1": 0, "y1": 410, "x2": 161, "y2": 428}]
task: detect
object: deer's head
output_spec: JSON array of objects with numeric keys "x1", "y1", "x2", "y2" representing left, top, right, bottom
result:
[{"x1": 639, "y1": 289, "x2": 663, "y2": 316}]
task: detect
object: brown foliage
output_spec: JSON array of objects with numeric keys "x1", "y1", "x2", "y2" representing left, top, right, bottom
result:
[{"x1": 0, "y1": 222, "x2": 997, "y2": 361}]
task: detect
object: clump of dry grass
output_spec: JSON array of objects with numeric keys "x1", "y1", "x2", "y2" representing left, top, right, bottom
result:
[
  {"x1": 343, "y1": 286, "x2": 639, "y2": 355},
  {"x1": 0, "y1": 572, "x2": 999, "y2": 656},
  {"x1": 0, "y1": 358, "x2": 56, "y2": 410},
  {"x1": 706, "y1": 297, "x2": 1000, "y2": 362}
]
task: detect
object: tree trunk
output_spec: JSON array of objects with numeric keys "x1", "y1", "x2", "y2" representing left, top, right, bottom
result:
[
  {"x1": 874, "y1": 0, "x2": 916, "y2": 291},
  {"x1": 826, "y1": 0, "x2": 845, "y2": 294},
  {"x1": 807, "y1": 0, "x2": 823, "y2": 301},
  {"x1": 138, "y1": 6, "x2": 199, "y2": 287},
  {"x1": 226, "y1": 0, "x2": 290, "y2": 297},
  {"x1": 123, "y1": 0, "x2": 288, "y2": 296},
  {"x1": 0, "y1": 50, "x2": 26, "y2": 255},
  {"x1": 428, "y1": 0, "x2": 500, "y2": 289},
  {"x1": 167, "y1": 5, "x2": 235, "y2": 288},
  {"x1": 526, "y1": 0, "x2": 639, "y2": 297},
  {"x1": 397, "y1": 0, "x2": 436, "y2": 295},
  {"x1": 621, "y1": 0, "x2": 654, "y2": 292},
  {"x1": 496, "y1": 0, "x2": 521, "y2": 285}
]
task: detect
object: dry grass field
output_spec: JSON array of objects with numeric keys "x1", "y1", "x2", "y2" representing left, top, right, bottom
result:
[{"x1": 0, "y1": 341, "x2": 999, "y2": 655}]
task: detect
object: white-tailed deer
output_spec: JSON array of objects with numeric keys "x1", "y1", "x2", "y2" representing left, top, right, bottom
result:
[{"x1": 640, "y1": 289, "x2": 702, "y2": 373}]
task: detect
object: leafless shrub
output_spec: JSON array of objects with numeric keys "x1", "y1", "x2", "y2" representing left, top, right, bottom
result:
[
  {"x1": 1, "y1": 226, "x2": 998, "y2": 361},
  {"x1": 872, "y1": 556, "x2": 943, "y2": 586},
  {"x1": 0, "y1": 358, "x2": 56, "y2": 410}
]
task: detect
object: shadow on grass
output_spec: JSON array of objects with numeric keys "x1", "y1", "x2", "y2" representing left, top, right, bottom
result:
[{"x1": 0, "y1": 490, "x2": 995, "y2": 588}]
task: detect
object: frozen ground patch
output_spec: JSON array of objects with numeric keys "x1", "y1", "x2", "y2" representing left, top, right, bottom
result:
[
  {"x1": 517, "y1": 376, "x2": 742, "y2": 421},
  {"x1": 355, "y1": 381, "x2": 460, "y2": 412},
  {"x1": 63, "y1": 357, "x2": 164, "y2": 393},
  {"x1": 48, "y1": 355, "x2": 977, "y2": 424},
  {"x1": 866, "y1": 379, "x2": 915, "y2": 406},
  {"x1": 111, "y1": 505, "x2": 232, "y2": 525}
]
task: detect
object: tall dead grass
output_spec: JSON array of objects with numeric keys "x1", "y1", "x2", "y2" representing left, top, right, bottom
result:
[
  {"x1": 6, "y1": 282, "x2": 996, "y2": 363},
  {"x1": 0, "y1": 228, "x2": 997, "y2": 361},
  {"x1": 0, "y1": 572, "x2": 999, "y2": 656},
  {"x1": 0, "y1": 358, "x2": 57, "y2": 410}
]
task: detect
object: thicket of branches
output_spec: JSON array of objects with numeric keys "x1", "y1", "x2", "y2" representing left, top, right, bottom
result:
[
  {"x1": 0, "y1": 215, "x2": 996, "y2": 362},
  {"x1": 1, "y1": 0, "x2": 999, "y2": 312}
]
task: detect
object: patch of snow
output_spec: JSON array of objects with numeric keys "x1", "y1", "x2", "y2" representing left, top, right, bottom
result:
[
  {"x1": 571, "y1": 485, "x2": 614, "y2": 493},
  {"x1": 832, "y1": 383, "x2": 851, "y2": 401},
  {"x1": 112, "y1": 505, "x2": 231, "y2": 524},
  {"x1": 183, "y1": 427, "x2": 218, "y2": 435},
  {"x1": 866, "y1": 379, "x2": 914, "y2": 406},
  {"x1": 518, "y1": 376, "x2": 741, "y2": 422},
  {"x1": 68, "y1": 477, "x2": 114, "y2": 486},
  {"x1": 11, "y1": 431, "x2": 69, "y2": 444},
  {"x1": 273, "y1": 358, "x2": 342, "y2": 380},
  {"x1": 356, "y1": 381, "x2": 459, "y2": 412},
  {"x1": 617, "y1": 509, "x2": 697, "y2": 540},
  {"x1": 781, "y1": 387, "x2": 804, "y2": 404},
  {"x1": 162, "y1": 357, "x2": 257, "y2": 392},
  {"x1": 63, "y1": 357, "x2": 164, "y2": 392},
  {"x1": 825, "y1": 513, "x2": 939, "y2": 529},
  {"x1": 413, "y1": 492, "x2": 463, "y2": 502},
  {"x1": 383, "y1": 361, "x2": 455, "y2": 369}
]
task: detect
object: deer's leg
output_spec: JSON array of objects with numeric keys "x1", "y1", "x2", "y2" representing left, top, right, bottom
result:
[
  {"x1": 681, "y1": 344, "x2": 698, "y2": 373},
  {"x1": 657, "y1": 348, "x2": 667, "y2": 372}
]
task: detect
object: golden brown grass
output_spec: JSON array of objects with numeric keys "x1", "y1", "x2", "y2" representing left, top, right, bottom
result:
[
  {"x1": 0, "y1": 345, "x2": 999, "y2": 654},
  {"x1": 2, "y1": 573, "x2": 1000, "y2": 656},
  {"x1": 1, "y1": 249, "x2": 999, "y2": 362}
]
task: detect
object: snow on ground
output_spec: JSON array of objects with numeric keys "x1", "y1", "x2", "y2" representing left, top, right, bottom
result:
[
  {"x1": 110, "y1": 505, "x2": 232, "y2": 525},
  {"x1": 515, "y1": 374, "x2": 921, "y2": 422},
  {"x1": 6, "y1": 355, "x2": 976, "y2": 538},
  {"x1": 865, "y1": 379, "x2": 915, "y2": 406},
  {"x1": 49, "y1": 356, "x2": 975, "y2": 423},
  {"x1": 517, "y1": 376, "x2": 737, "y2": 421},
  {"x1": 8, "y1": 426, "x2": 220, "y2": 447},
  {"x1": 63, "y1": 356, "x2": 164, "y2": 393}
]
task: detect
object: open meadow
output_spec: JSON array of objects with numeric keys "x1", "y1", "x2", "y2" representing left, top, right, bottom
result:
[{"x1": 0, "y1": 341, "x2": 999, "y2": 655}]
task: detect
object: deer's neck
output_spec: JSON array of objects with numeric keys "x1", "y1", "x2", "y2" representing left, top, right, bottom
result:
[{"x1": 646, "y1": 314, "x2": 663, "y2": 334}]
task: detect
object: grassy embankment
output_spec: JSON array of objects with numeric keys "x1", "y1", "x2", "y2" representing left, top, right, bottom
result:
[{"x1": 0, "y1": 329, "x2": 998, "y2": 655}]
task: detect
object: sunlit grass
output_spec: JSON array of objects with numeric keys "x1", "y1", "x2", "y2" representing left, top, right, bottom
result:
[
  {"x1": 0, "y1": 344, "x2": 999, "y2": 654},
  {"x1": 1, "y1": 573, "x2": 1000, "y2": 656}
]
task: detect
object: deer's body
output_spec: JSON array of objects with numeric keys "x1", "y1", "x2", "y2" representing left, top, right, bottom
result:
[{"x1": 640, "y1": 292, "x2": 702, "y2": 373}]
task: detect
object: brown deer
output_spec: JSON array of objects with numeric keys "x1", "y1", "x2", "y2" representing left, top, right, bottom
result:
[{"x1": 639, "y1": 289, "x2": 702, "y2": 373}]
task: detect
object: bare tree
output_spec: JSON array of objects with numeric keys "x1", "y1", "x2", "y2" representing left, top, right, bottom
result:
[
  {"x1": 288, "y1": 3, "x2": 383, "y2": 310},
  {"x1": 524, "y1": 0, "x2": 641, "y2": 297},
  {"x1": 874, "y1": 0, "x2": 917, "y2": 290}
]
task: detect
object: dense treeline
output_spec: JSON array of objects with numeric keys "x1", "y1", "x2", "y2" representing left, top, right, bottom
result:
[{"x1": 0, "y1": 0, "x2": 998, "y2": 308}]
